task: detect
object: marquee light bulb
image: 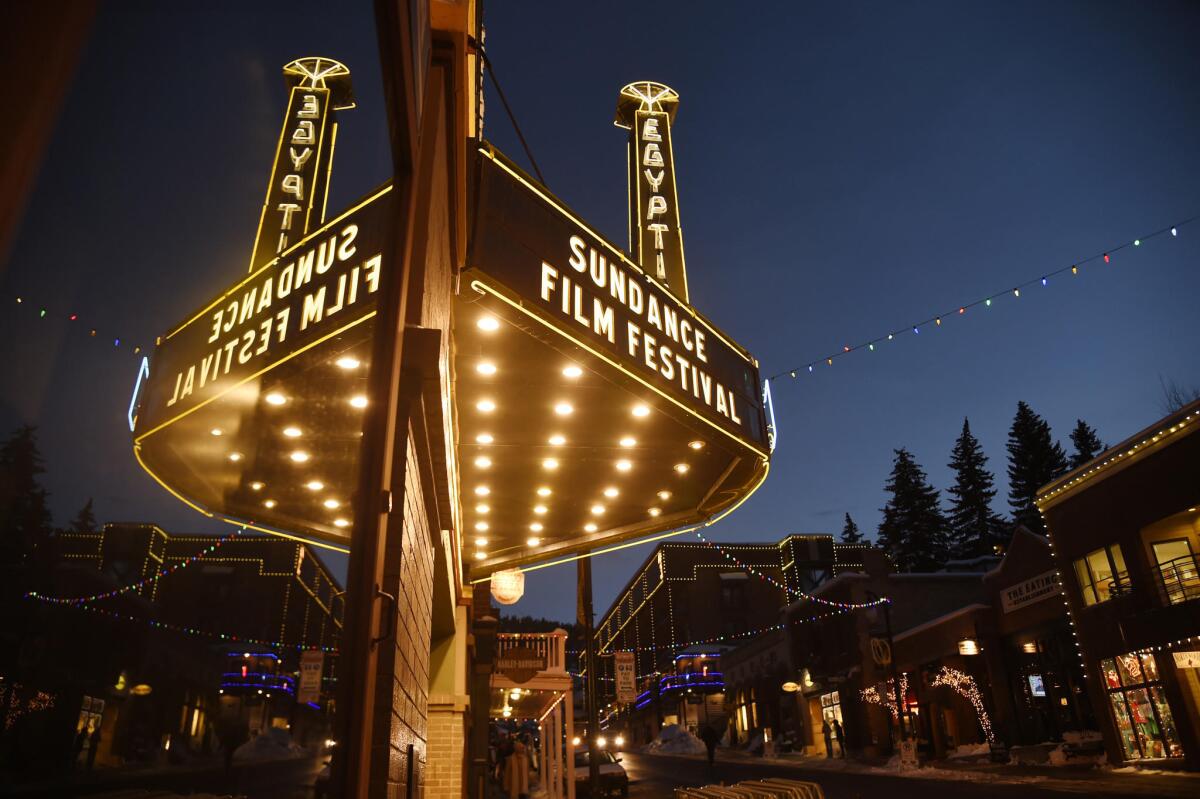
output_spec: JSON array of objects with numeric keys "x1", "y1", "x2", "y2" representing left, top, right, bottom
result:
[
  {"x1": 674, "y1": 463, "x2": 690, "y2": 475},
  {"x1": 474, "y1": 551, "x2": 486, "y2": 560},
  {"x1": 537, "y1": 487, "x2": 552, "y2": 497},
  {"x1": 548, "y1": 434, "x2": 566, "y2": 446},
  {"x1": 526, "y1": 537, "x2": 541, "y2": 547},
  {"x1": 603, "y1": 487, "x2": 619, "y2": 498},
  {"x1": 632, "y1": 404, "x2": 650, "y2": 418},
  {"x1": 584, "y1": 523, "x2": 598, "y2": 533},
  {"x1": 615, "y1": 459, "x2": 632, "y2": 472},
  {"x1": 476, "y1": 433, "x2": 494, "y2": 445},
  {"x1": 476, "y1": 361, "x2": 497, "y2": 375},
  {"x1": 249, "y1": 481, "x2": 264, "y2": 491},
  {"x1": 474, "y1": 486, "x2": 490, "y2": 496},
  {"x1": 323, "y1": 498, "x2": 340, "y2": 509},
  {"x1": 475, "y1": 537, "x2": 488, "y2": 547},
  {"x1": 305, "y1": 480, "x2": 324, "y2": 491},
  {"x1": 542, "y1": 459, "x2": 559, "y2": 470},
  {"x1": 657, "y1": 490, "x2": 671, "y2": 500},
  {"x1": 475, "y1": 503, "x2": 489, "y2": 514},
  {"x1": 263, "y1": 499, "x2": 277, "y2": 509},
  {"x1": 534, "y1": 505, "x2": 548, "y2": 515},
  {"x1": 334, "y1": 518, "x2": 350, "y2": 528},
  {"x1": 649, "y1": 507, "x2": 662, "y2": 517},
  {"x1": 530, "y1": 522, "x2": 543, "y2": 532},
  {"x1": 477, "y1": 399, "x2": 496, "y2": 412},
  {"x1": 475, "y1": 456, "x2": 492, "y2": 468},
  {"x1": 475, "y1": 522, "x2": 489, "y2": 531},
  {"x1": 290, "y1": 451, "x2": 310, "y2": 463},
  {"x1": 228, "y1": 452, "x2": 243, "y2": 462},
  {"x1": 688, "y1": 440, "x2": 705, "y2": 450},
  {"x1": 554, "y1": 402, "x2": 573, "y2": 416},
  {"x1": 477, "y1": 315, "x2": 500, "y2": 331},
  {"x1": 283, "y1": 426, "x2": 302, "y2": 438},
  {"x1": 562, "y1": 365, "x2": 583, "y2": 378},
  {"x1": 619, "y1": 436, "x2": 637, "y2": 448},
  {"x1": 210, "y1": 428, "x2": 223, "y2": 437},
  {"x1": 350, "y1": 395, "x2": 368, "y2": 408},
  {"x1": 265, "y1": 392, "x2": 287, "y2": 406},
  {"x1": 590, "y1": 504, "x2": 605, "y2": 515},
  {"x1": 335, "y1": 356, "x2": 360, "y2": 370}
]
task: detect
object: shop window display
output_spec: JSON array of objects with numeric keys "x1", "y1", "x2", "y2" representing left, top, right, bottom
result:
[{"x1": 1100, "y1": 653, "x2": 1183, "y2": 760}]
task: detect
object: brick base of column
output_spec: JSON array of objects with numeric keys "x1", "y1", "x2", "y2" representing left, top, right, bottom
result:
[{"x1": 426, "y1": 694, "x2": 468, "y2": 798}]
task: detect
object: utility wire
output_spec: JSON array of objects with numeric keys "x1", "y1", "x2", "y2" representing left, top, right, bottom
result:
[{"x1": 479, "y1": 48, "x2": 545, "y2": 185}]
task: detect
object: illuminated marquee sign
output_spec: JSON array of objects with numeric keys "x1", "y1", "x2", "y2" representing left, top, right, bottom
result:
[
  {"x1": 248, "y1": 58, "x2": 354, "y2": 273},
  {"x1": 136, "y1": 186, "x2": 392, "y2": 438},
  {"x1": 617, "y1": 82, "x2": 688, "y2": 302},
  {"x1": 469, "y1": 148, "x2": 767, "y2": 451}
]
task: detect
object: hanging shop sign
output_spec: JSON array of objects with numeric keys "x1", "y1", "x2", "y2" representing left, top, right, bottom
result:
[
  {"x1": 297, "y1": 650, "x2": 325, "y2": 704},
  {"x1": 870, "y1": 637, "x2": 892, "y2": 666},
  {"x1": 1000, "y1": 570, "x2": 1061, "y2": 614},
  {"x1": 1173, "y1": 651, "x2": 1200, "y2": 669},
  {"x1": 615, "y1": 651, "x2": 637, "y2": 704},
  {"x1": 496, "y1": 647, "x2": 546, "y2": 685},
  {"x1": 469, "y1": 147, "x2": 768, "y2": 453}
]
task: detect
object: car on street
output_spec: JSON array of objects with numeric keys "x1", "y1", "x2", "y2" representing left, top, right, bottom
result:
[{"x1": 572, "y1": 749, "x2": 629, "y2": 797}]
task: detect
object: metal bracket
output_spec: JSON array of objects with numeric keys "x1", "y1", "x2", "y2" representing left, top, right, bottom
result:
[{"x1": 371, "y1": 584, "x2": 397, "y2": 648}]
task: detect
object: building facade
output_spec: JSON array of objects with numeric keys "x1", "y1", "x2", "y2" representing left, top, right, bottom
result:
[{"x1": 1038, "y1": 399, "x2": 1200, "y2": 769}]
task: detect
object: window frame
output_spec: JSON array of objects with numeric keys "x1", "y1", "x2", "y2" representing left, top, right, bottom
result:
[{"x1": 1073, "y1": 544, "x2": 1129, "y2": 606}]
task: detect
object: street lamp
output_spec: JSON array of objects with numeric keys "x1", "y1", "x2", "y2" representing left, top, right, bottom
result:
[{"x1": 865, "y1": 589, "x2": 906, "y2": 741}]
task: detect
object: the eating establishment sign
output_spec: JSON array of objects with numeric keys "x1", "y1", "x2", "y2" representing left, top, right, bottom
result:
[
  {"x1": 469, "y1": 149, "x2": 767, "y2": 452},
  {"x1": 135, "y1": 187, "x2": 392, "y2": 439}
]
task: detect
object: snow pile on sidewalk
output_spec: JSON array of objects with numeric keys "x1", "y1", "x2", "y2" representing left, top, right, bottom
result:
[
  {"x1": 643, "y1": 724, "x2": 707, "y2": 755},
  {"x1": 947, "y1": 743, "x2": 990, "y2": 759},
  {"x1": 233, "y1": 727, "x2": 306, "y2": 761}
]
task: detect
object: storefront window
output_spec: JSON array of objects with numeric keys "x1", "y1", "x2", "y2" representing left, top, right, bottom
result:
[
  {"x1": 820, "y1": 691, "x2": 842, "y2": 723},
  {"x1": 1074, "y1": 545, "x2": 1129, "y2": 605},
  {"x1": 1100, "y1": 653, "x2": 1183, "y2": 760}
]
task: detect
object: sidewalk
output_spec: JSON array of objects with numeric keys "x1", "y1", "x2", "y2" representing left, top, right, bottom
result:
[{"x1": 642, "y1": 745, "x2": 1200, "y2": 797}]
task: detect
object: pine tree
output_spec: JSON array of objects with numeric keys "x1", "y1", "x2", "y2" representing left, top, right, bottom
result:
[
  {"x1": 1006, "y1": 402, "x2": 1068, "y2": 533},
  {"x1": 877, "y1": 448, "x2": 950, "y2": 572},
  {"x1": 1068, "y1": 419, "x2": 1105, "y2": 469},
  {"x1": 68, "y1": 498, "x2": 98, "y2": 533},
  {"x1": 0, "y1": 425, "x2": 54, "y2": 565},
  {"x1": 946, "y1": 418, "x2": 1007, "y2": 559},
  {"x1": 841, "y1": 513, "x2": 864, "y2": 545}
]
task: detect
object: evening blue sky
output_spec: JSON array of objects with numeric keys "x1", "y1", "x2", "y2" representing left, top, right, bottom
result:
[{"x1": 2, "y1": 1, "x2": 1199, "y2": 624}]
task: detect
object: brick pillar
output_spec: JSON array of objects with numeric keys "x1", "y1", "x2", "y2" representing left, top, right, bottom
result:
[{"x1": 426, "y1": 696, "x2": 467, "y2": 798}]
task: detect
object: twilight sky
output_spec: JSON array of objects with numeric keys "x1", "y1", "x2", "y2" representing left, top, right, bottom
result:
[{"x1": 3, "y1": 1, "x2": 1199, "y2": 625}]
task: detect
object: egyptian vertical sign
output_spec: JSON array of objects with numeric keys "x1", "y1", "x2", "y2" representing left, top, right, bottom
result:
[
  {"x1": 248, "y1": 58, "x2": 356, "y2": 272},
  {"x1": 616, "y1": 82, "x2": 688, "y2": 303}
]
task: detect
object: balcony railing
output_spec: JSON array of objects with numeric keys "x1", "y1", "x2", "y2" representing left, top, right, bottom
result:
[
  {"x1": 1156, "y1": 553, "x2": 1200, "y2": 606},
  {"x1": 495, "y1": 631, "x2": 567, "y2": 673}
]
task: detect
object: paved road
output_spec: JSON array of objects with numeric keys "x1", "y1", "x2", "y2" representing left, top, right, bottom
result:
[
  {"x1": 620, "y1": 752, "x2": 1189, "y2": 799},
  {"x1": 0, "y1": 755, "x2": 326, "y2": 798}
]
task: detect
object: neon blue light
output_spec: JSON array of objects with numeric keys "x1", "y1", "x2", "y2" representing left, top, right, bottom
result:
[{"x1": 128, "y1": 356, "x2": 150, "y2": 432}]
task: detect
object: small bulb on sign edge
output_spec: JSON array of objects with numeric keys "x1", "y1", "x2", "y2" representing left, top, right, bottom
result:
[
  {"x1": 548, "y1": 434, "x2": 566, "y2": 446},
  {"x1": 530, "y1": 522, "x2": 544, "y2": 532},
  {"x1": 476, "y1": 433, "x2": 494, "y2": 445},
  {"x1": 477, "y1": 315, "x2": 500, "y2": 331},
  {"x1": 590, "y1": 504, "x2": 605, "y2": 515},
  {"x1": 263, "y1": 499, "x2": 277, "y2": 509},
  {"x1": 542, "y1": 459, "x2": 559, "y2": 470},
  {"x1": 534, "y1": 505, "x2": 548, "y2": 515},
  {"x1": 323, "y1": 498, "x2": 340, "y2": 509},
  {"x1": 350, "y1": 395, "x2": 368, "y2": 408},
  {"x1": 283, "y1": 426, "x2": 302, "y2": 438},
  {"x1": 249, "y1": 481, "x2": 265, "y2": 491},
  {"x1": 649, "y1": 507, "x2": 662, "y2": 517},
  {"x1": 265, "y1": 393, "x2": 287, "y2": 406},
  {"x1": 536, "y1": 487, "x2": 552, "y2": 497},
  {"x1": 603, "y1": 487, "x2": 619, "y2": 498},
  {"x1": 334, "y1": 518, "x2": 350, "y2": 528},
  {"x1": 632, "y1": 404, "x2": 650, "y2": 418},
  {"x1": 210, "y1": 428, "x2": 223, "y2": 437},
  {"x1": 475, "y1": 521, "x2": 489, "y2": 531},
  {"x1": 474, "y1": 486, "x2": 490, "y2": 496},
  {"x1": 475, "y1": 456, "x2": 492, "y2": 468},
  {"x1": 475, "y1": 503, "x2": 489, "y2": 514},
  {"x1": 554, "y1": 402, "x2": 573, "y2": 416},
  {"x1": 290, "y1": 451, "x2": 310, "y2": 463},
  {"x1": 616, "y1": 459, "x2": 632, "y2": 472},
  {"x1": 584, "y1": 523, "x2": 598, "y2": 533},
  {"x1": 688, "y1": 440, "x2": 704, "y2": 450},
  {"x1": 475, "y1": 536, "x2": 488, "y2": 547},
  {"x1": 477, "y1": 399, "x2": 496, "y2": 413},
  {"x1": 335, "y1": 356, "x2": 360, "y2": 370},
  {"x1": 526, "y1": 537, "x2": 541, "y2": 547},
  {"x1": 619, "y1": 436, "x2": 637, "y2": 448},
  {"x1": 305, "y1": 480, "x2": 324, "y2": 491},
  {"x1": 674, "y1": 463, "x2": 690, "y2": 474},
  {"x1": 474, "y1": 551, "x2": 487, "y2": 560},
  {"x1": 657, "y1": 490, "x2": 671, "y2": 500},
  {"x1": 562, "y1": 365, "x2": 583, "y2": 378},
  {"x1": 476, "y1": 361, "x2": 497, "y2": 375},
  {"x1": 228, "y1": 452, "x2": 243, "y2": 462}
]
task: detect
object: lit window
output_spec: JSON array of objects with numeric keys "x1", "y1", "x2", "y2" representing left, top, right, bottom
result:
[{"x1": 1074, "y1": 545, "x2": 1129, "y2": 606}]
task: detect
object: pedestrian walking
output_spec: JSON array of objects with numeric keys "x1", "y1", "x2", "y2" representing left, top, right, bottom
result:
[
  {"x1": 832, "y1": 719, "x2": 845, "y2": 758},
  {"x1": 505, "y1": 733, "x2": 529, "y2": 799},
  {"x1": 699, "y1": 724, "x2": 719, "y2": 766},
  {"x1": 71, "y1": 726, "x2": 86, "y2": 770},
  {"x1": 821, "y1": 718, "x2": 833, "y2": 758},
  {"x1": 86, "y1": 724, "x2": 102, "y2": 771}
]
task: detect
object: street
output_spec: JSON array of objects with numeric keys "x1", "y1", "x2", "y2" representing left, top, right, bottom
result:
[
  {"x1": 0, "y1": 755, "x2": 326, "y2": 799},
  {"x1": 619, "y1": 752, "x2": 1198, "y2": 799}
]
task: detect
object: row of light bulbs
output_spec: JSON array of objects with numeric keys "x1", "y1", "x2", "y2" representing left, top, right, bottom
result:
[{"x1": 212, "y1": 353, "x2": 371, "y2": 531}]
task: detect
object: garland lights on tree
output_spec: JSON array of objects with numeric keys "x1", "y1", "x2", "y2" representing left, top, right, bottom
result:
[
  {"x1": 693, "y1": 530, "x2": 890, "y2": 610},
  {"x1": 932, "y1": 666, "x2": 994, "y2": 743},
  {"x1": 26, "y1": 528, "x2": 245, "y2": 605},
  {"x1": 860, "y1": 673, "x2": 910, "y2": 719},
  {"x1": 767, "y1": 218, "x2": 1193, "y2": 383}
]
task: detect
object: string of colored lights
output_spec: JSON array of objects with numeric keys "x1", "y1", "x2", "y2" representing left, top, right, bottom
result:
[
  {"x1": 25, "y1": 528, "x2": 246, "y2": 605},
  {"x1": 766, "y1": 216, "x2": 1196, "y2": 382},
  {"x1": 931, "y1": 666, "x2": 994, "y2": 743},
  {"x1": 7, "y1": 295, "x2": 145, "y2": 356},
  {"x1": 693, "y1": 530, "x2": 890, "y2": 610},
  {"x1": 29, "y1": 597, "x2": 337, "y2": 653}
]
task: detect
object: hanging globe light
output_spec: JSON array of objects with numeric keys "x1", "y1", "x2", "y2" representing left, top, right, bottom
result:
[{"x1": 491, "y1": 569, "x2": 525, "y2": 605}]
